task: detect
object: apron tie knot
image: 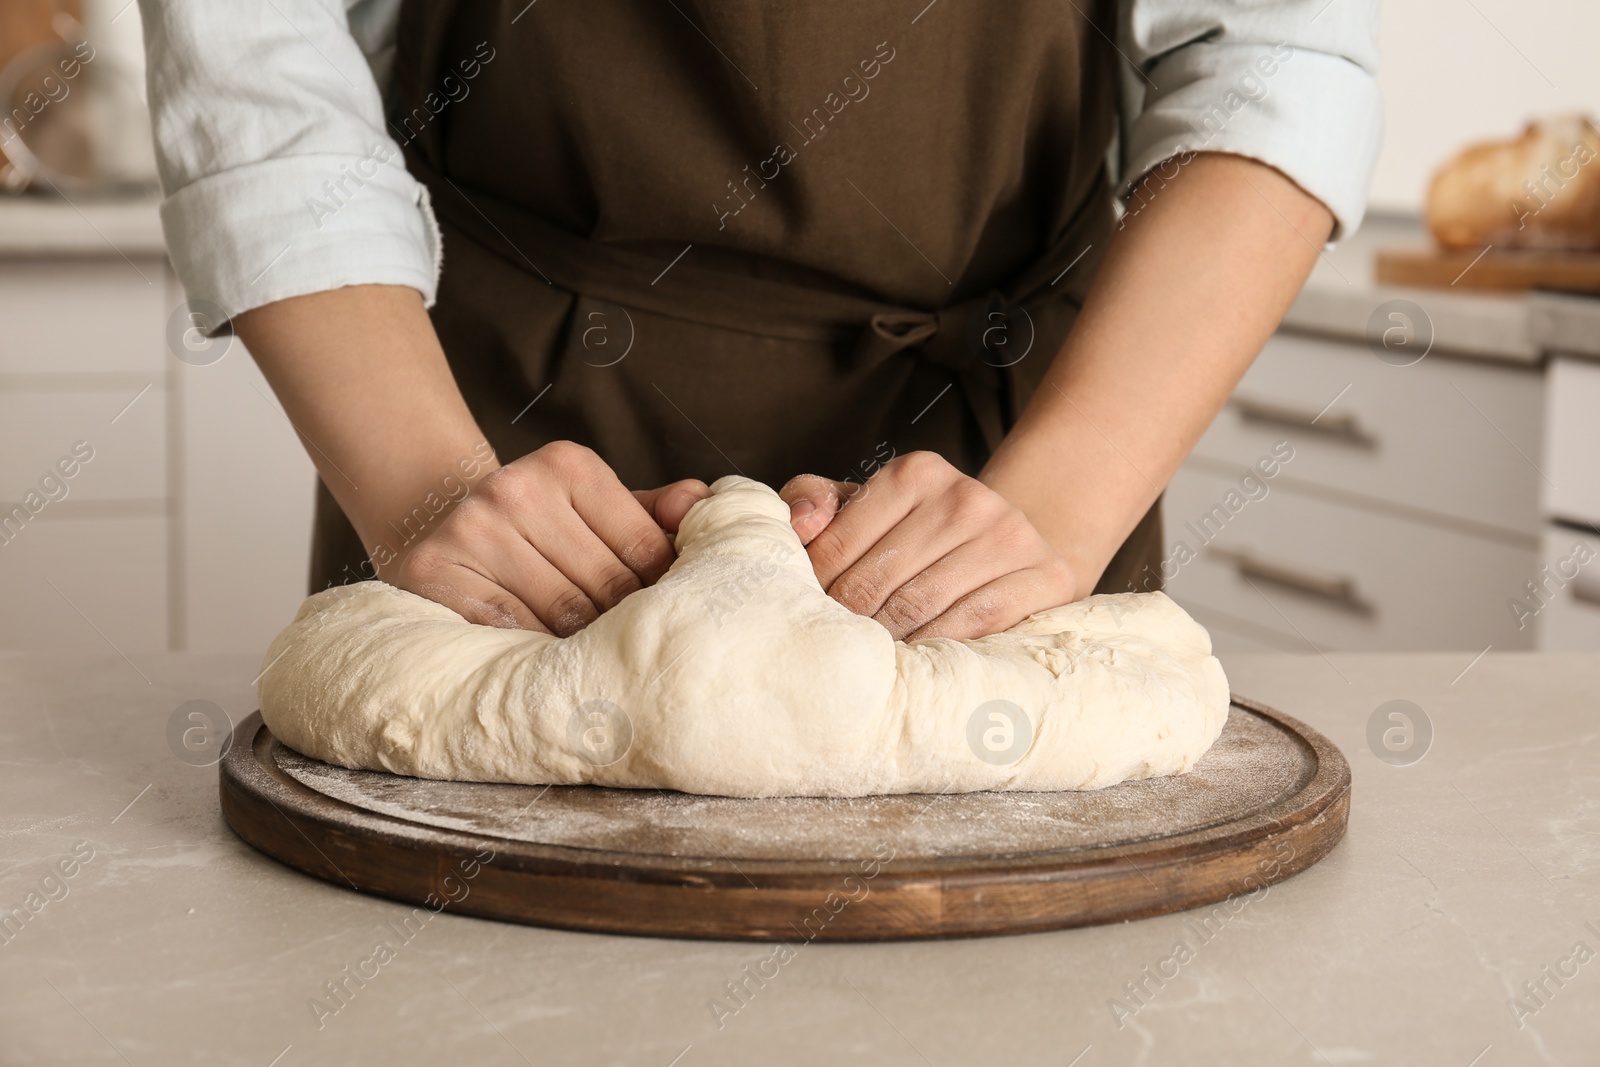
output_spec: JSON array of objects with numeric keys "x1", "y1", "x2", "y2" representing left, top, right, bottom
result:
[{"x1": 854, "y1": 291, "x2": 1037, "y2": 451}]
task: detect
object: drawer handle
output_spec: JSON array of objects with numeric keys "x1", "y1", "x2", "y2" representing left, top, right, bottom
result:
[
  {"x1": 1209, "y1": 546, "x2": 1374, "y2": 616},
  {"x1": 1229, "y1": 395, "x2": 1374, "y2": 447},
  {"x1": 1572, "y1": 576, "x2": 1600, "y2": 608}
]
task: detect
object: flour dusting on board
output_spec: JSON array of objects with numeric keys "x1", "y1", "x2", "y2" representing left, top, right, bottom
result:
[{"x1": 273, "y1": 705, "x2": 1309, "y2": 863}]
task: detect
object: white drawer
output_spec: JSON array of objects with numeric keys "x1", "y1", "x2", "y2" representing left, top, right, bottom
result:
[
  {"x1": 1533, "y1": 523, "x2": 1600, "y2": 651},
  {"x1": 1546, "y1": 357, "x2": 1600, "y2": 528},
  {"x1": 1193, "y1": 332, "x2": 1543, "y2": 536},
  {"x1": 179, "y1": 339, "x2": 317, "y2": 654},
  {"x1": 0, "y1": 259, "x2": 168, "y2": 374},
  {"x1": 0, "y1": 516, "x2": 168, "y2": 654},
  {"x1": 0, "y1": 387, "x2": 166, "y2": 502},
  {"x1": 1162, "y1": 467, "x2": 1538, "y2": 652}
]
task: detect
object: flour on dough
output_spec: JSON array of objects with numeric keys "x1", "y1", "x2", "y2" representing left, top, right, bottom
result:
[{"x1": 259, "y1": 477, "x2": 1229, "y2": 798}]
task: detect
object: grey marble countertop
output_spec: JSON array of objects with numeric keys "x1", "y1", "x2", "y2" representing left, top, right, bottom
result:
[
  {"x1": 0, "y1": 193, "x2": 165, "y2": 257},
  {"x1": 1, "y1": 649, "x2": 1596, "y2": 1065},
  {"x1": 6, "y1": 193, "x2": 1597, "y2": 365},
  {"x1": 1286, "y1": 215, "x2": 1536, "y2": 363},
  {"x1": 1287, "y1": 213, "x2": 1600, "y2": 366}
]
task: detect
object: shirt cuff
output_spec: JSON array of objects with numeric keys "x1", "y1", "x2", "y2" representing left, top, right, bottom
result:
[
  {"x1": 159, "y1": 150, "x2": 442, "y2": 325},
  {"x1": 1123, "y1": 43, "x2": 1383, "y2": 242}
]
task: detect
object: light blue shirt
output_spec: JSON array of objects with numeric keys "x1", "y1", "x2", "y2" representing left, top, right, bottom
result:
[{"x1": 137, "y1": 0, "x2": 1382, "y2": 319}]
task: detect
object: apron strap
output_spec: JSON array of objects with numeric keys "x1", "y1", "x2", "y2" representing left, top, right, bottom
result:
[{"x1": 416, "y1": 154, "x2": 1083, "y2": 454}]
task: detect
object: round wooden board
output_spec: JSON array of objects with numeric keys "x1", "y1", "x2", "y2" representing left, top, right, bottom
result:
[{"x1": 219, "y1": 696, "x2": 1350, "y2": 941}]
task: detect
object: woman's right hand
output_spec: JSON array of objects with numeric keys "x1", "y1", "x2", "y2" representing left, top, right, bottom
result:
[
  {"x1": 232, "y1": 288, "x2": 707, "y2": 634},
  {"x1": 393, "y1": 441, "x2": 709, "y2": 635}
]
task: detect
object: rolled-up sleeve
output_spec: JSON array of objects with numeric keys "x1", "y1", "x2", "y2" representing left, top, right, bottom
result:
[
  {"x1": 1122, "y1": 0, "x2": 1383, "y2": 240},
  {"x1": 138, "y1": 0, "x2": 438, "y2": 319}
]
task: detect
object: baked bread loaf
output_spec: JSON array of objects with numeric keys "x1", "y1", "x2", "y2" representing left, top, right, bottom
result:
[{"x1": 1427, "y1": 114, "x2": 1600, "y2": 251}]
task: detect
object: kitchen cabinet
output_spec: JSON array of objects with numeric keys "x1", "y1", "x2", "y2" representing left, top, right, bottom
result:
[
  {"x1": 1544, "y1": 356, "x2": 1600, "y2": 530},
  {"x1": 0, "y1": 196, "x2": 315, "y2": 656},
  {"x1": 1165, "y1": 328, "x2": 1546, "y2": 653},
  {"x1": 1164, "y1": 462, "x2": 1538, "y2": 653},
  {"x1": 1529, "y1": 327, "x2": 1600, "y2": 650},
  {"x1": 1533, "y1": 523, "x2": 1600, "y2": 650},
  {"x1": 1190, "y1": 332, "x2": 1543, "y2": 536},
  {"x1": 1160, "y1": 216, "x2": 1600, "y2": 653}
]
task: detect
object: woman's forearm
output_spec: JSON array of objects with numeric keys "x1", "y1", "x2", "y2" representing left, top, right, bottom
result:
[
  {"x1": 982, "y1": 153, "x2": 1334, "y2": 596},
  {"x1": 236, "y1": 155, "x2": 1332, "y2": 605},
  {"x1": 233, "y1": 285, "x2": 500, "y2": 578}
]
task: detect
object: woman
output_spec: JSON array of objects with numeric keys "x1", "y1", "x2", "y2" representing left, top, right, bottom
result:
[{"x1": 140, "y1": 0, "x2": 1380, "y2": 641}]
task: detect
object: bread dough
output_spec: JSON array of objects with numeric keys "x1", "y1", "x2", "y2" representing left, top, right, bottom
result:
[{"x1": 259, "y1": 477, "x2": 1229, "y2": 798}]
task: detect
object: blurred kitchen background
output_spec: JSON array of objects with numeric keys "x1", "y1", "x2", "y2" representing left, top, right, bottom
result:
[{"x1": 2, "y1": 0, "x2": 1599, "y2": 657}]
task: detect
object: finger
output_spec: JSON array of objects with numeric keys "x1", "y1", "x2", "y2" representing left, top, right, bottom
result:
[
  {"x1": 429, "y1": 491, "x2": 608, "y2": 632},
  {"x1": 448, "y1": 509, "x2": 607, "y2": 633},
  {"x1": 465, "y1": 464, "x2": 643, "y2": 613},
  {"x1": 497, "y1": 443, "x2": 679, "y2": 587},
  {"x1": 802, "y1": 478, "x2": 919, "y2": 589},
  {"x1": 865, "y1": 538, "x2": 1021, "y2": 640},
  {"x1": 396, "y1": 551, "x2": 551, "y2": 633},
  {"x1": 804, "y1": 451, "x2": 968, "y2": 585},
  {"x1": 488, "y1": 547, "x2": 605, "y2": 636},
  {"x1": 826, "y1": 501, "x2": 977, "y2": 619},
  {"x1": 778, "y1": 474, "x2": 855, "y2": 545},
  {"x1": 565, "y1": 471, "x2": 679, "y2": 586},
  {"x1": 632, "y1": 478, "x2": 712, "y2": 534},
  {"x1": 906, "y1": 564, "x2": 1075, "y2": 642},
  {"x1": 526, "y1": 503, "x2": 653, "y2": 612}
]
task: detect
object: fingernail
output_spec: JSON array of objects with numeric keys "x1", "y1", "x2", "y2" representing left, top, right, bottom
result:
[{"x1": 791, "y1": 500, "x2": 815, "y2": 521}]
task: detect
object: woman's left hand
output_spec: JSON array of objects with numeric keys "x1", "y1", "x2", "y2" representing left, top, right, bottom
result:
[{"x1": 779, "y1": 452, "x2": 1081, "y2": 641}]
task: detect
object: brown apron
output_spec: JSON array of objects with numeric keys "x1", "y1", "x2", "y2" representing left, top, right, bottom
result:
[{"x1": 310, "y1": 0, "x2": 1163, "y2": 597}]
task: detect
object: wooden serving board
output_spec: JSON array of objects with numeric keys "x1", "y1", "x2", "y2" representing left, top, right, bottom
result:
[
  {"x1": 1376, "y1": 246, "x2": 1600, "y2": 294},
  {"x1": 219, "y1": 696, "x2": 1349, "y2": 941}
]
